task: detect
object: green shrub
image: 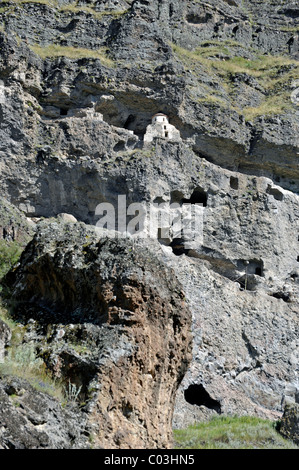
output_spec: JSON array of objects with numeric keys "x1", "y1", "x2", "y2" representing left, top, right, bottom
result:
[
  {"x1": 2, "y1": 343, "x2": 43, "y2": 373},
  {"x1": 0, "y1": 346, "x2": 66, "y2": 401},
  {"x1": 0, "y1": 300, "x2": 81, "y2": 405},
  {"x1": 0, "y1": 313, "x2": 66, "y2": 402}
]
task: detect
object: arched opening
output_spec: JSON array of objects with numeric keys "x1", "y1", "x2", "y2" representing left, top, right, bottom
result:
[
  {"x1": 124, "y1": 114, "x2": 136, "y2": 130},
  {"x1": 184, "y1": 384, "x2": 221, "y2": 413},
  {"x1": 113, "y1": 141, "x2": 126, "y2": 152},
  {"x1": 232, "y1": 25, "x2": 239, "y2": 36},
  {"x1": 287, "y1": 36, "x2": 294, "y2": 53}
]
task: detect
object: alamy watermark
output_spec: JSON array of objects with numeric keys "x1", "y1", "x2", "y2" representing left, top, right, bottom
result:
[{"x1": 94, "y1": 195, "x2": 204, "y2": 249}]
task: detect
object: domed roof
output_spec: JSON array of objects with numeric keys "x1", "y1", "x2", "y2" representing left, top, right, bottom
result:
[{"x1": 152, "y1": 112, "x2": 168, "y2": 118}]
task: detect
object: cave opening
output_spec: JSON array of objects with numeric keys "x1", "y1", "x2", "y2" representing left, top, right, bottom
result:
[
  {"x1": 184, "y1": 384, "x2": 221, "y2": 413},
  {"x1": 170, "y1": 190, "x2": 185, "y2": 204},
  {"x1": 124, "y1": 114, "x2": 136, "y2": 130},
  {"x1": 170, "y1": 238, "x2": 189, "y2": 256},
  {"x1": 232, "y1": 25, "x2": 239, "y2": 36},
  {"x1": 288, "y1": 36, "x2": 294, "y2": 53},
  {"x1": 230, "y1": 176, "x2": 239, "y2": 190},
  {"x1": 266, "y1": 185, "x2": 284, "y2": 201},
  {"x1": 271, "y1": 291, "x2": 291, "y2": 303},
  {"x1": 182, "y1": 188, "x2": 208, "y2": 207},
  {"x1": 113, "y1": 140, "x2": 126, "y2": 152},
  {"x1": 169, "y1": 3, "x2": 174, "y2": 17}
]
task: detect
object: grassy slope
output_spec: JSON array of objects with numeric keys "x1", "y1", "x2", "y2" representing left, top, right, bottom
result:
[
  {"x1": 172, "y1": 42, "x2": 299, "y2": 120},
  {"x1": 173, "y1": 415, "x2": 298, "y2": 449}
]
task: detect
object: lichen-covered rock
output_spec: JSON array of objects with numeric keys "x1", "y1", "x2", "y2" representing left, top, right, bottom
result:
[
  {"x1": 170, "y1": 252, "x2": 298, "y2": 426},
  {"x1": 0, "y1": 375, "x2": 91, "y2": 449},
  {"x1": 0, "y1": 0, "x2": 298, "y2": 446},
  {"x1": 279, "y1": 403, "x2": 299, "y2": 445},
  {"x1": 0, "y1": 196, "x2": 35, "y2": 244},
  {"x1": 3, "y1": 220, "x2": 192, "y2": 449}
]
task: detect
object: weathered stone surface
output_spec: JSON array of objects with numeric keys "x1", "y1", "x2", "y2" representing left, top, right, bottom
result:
[
  {"x1": 0, "y1": 375, "x2": 91, "y2": 449},
  {"x1": 170, "y1": 253, "x2": 298, "y2": 426},
  {"x1": 0, "y1": 0, "x2": 298, "y2": 448},
  {"x1": 279, "y1": 403, "x2": 299, "y2": 445},
  {"x1": 3, "y1": 220, "x2": 192, "y2": 449},
  {"x1": 0, "y1": 196, "x2": 35, "y2": 243},
  {"x1": 0, "y1": 0, "x2": 298, "y2": 204}
]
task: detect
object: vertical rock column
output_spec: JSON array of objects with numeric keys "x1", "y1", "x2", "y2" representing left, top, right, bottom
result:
[{"x1": 7, "y1": 221, "x2": 193, "y2": 449}]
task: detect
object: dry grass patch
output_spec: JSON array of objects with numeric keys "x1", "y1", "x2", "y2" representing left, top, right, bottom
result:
[
  {"x1": 171, "y1": 42, "x2": 299, "y2": 118},
  {"x1": 30, "y1": 44, "x2": 115, "y2": 67}
]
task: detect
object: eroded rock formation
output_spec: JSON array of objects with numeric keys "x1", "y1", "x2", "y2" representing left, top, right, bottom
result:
[
  {"x1": 0, "y1": 0, "x2": 298, "y2": 448},
  {"x1": 279, "y1": 403, "x2": 299, "y2": 445},
  {"x1": 2, "y1": 220, "x2": 192, "y2": 449}
]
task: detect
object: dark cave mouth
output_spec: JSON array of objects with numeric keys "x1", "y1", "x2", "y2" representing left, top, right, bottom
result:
[{"x1": 184, "y1": 384, "x2": 221, "y2": 413}]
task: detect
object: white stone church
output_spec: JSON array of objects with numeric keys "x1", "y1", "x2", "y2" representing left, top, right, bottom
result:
[{"x1": 144, "y1": 113, "x2": 181, "y2": 143}]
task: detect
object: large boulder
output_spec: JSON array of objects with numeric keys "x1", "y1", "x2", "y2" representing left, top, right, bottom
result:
[
  {"x1": 2, "y1": 220, "x2": 192, "y2": 449},
  {"x1": 0, "y1": 196, "x2": 34, "y2": 244},
  {"x1": 279, "y1": 403, "x2": 299, "y2": 445}
]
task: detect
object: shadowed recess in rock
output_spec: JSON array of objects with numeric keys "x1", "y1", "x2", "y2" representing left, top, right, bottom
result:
[{"x1": 184, "y1": 384, "x2": 221, "y2": 413}]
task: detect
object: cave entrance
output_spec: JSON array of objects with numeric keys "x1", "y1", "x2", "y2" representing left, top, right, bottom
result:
[
  {"x1": 230, "y1": 176, "x2": 239, "y2": 190},
  {"x1": 184, "y1": 384, "x2": 221, "y2": 413},
  {"x1": 170, "y1": 238, "x2": 189, "y2": 256},
  {"x1": 271, "y1": 291, "x2": 291, "y2": 303},
  {"x1": 124, "y1": 114, "x2": 136, "y2": 130},
  {"x1": 182, "y1": 188, "x2": 208, "y2": 207},
  {"x1": 246, "y1": 259, "x2": 263, "y2": 276},
  {"x1": 255, "y1": 267, "x2": 262, "y2": 276},
  {"x1": 170, "y1": 188, "x2": 208, "y2": 207}
]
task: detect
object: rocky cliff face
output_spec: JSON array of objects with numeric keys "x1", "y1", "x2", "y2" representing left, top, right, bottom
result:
[
  {"x1": 0, "y1": 0, "x2": 298, "y2": 448},
  {"x1": 1, "y1": 220, "x2": 192, "y2": 448}
]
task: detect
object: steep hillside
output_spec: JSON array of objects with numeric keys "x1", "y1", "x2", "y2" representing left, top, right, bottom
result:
[{"x1": 0, "y1": 0, "x2": 298, "y2": 449}]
